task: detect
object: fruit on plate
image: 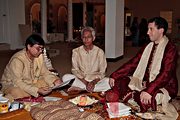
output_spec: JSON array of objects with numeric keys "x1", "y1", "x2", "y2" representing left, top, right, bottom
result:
[
  {"x1": 78, "y1": 95, "x2": 87, "y2": 106},
  {"x1": 15, "y1": 96, "x2": 45, "y2": 103},
  {"x1": 69, "y1": 95, "x2": 98, "y2": 106}
]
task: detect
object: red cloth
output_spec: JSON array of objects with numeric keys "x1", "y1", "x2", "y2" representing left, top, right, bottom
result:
[
  {"x1": 15, "y1": 96, "x2": 45, "y2": 103},
  {"x1": 109, "y1": 41, "x2": 178, "y2": 112}
]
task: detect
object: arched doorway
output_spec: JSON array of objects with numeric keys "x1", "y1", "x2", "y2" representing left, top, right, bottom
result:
[
  {"x1": 57, "y1": 6, "x2": 67, "y2": 34},
  {"x1": 30, "y1": 3, "x2": 40, "y2": 33}
]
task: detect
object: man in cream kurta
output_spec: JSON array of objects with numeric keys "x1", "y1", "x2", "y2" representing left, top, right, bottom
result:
[
  {"x1": 63, "y1": 27, "x2": 113, "y2": 92},
  {"x1": 1, "y1": 34, "x2": 62, "y2": 99}
]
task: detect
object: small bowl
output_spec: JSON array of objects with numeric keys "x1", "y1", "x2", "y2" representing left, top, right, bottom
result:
[{"x1": 0, "y1": 96, "x2": 9, "y2": 102}]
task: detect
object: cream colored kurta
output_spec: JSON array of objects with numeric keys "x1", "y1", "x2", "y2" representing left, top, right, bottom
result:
[
  {"x1": 71, "y1": 45, "x2": 107, "y2": 81},
  {"x1": 1, "y1": 49, "x2": 59, "y2": 97},
  {"x1": 62, "y1": 45, "x2": 111, "y2": 92}
]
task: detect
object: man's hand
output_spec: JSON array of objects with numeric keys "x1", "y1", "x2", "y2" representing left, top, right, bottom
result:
[
  {"x1": 38, "y1": 86, "x2": 52, "y2": 95},
  {"x1": 109, "y1": 78, "x2": 115, "y2": 87},
  {"x1": 79, "y1": 78, "x2": 89, "y2": 86},
  {"x1": 86, "y1": 81, "x2": 96, "y2": 92},
  {"x1": 86, "y1": 78, "x2": 101, "y2": 92},
  {"x1": 140, "y1": 91, "x2": 152, "y2": 104},
  {"x1": 53, "y1": 79, "x2": 63, "y2": 86}
]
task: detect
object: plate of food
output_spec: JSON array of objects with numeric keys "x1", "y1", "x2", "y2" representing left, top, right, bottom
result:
[{"x1": 69, "y1": 95, "x2": 98, "y2": 107}]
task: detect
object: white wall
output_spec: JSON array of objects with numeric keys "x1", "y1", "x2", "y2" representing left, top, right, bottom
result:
[
  {"x1": 0, "y1": 0, "x2": 25, "y2": 49},
  {"x1": 0, "y1": 0, "x2": 8, "y2": 44},
  {"x1": 105, "y1": 0, "x2": 124, "y2": 58}
]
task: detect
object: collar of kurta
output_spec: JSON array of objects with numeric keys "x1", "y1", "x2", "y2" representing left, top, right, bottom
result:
[{"x1": 128, "y1": 36, "x2": 169, "y2": 91}]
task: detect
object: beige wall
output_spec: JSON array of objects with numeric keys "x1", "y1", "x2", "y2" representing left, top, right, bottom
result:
[{"x1": 0, "y1": 0, "x2": 25, "y2": 49}]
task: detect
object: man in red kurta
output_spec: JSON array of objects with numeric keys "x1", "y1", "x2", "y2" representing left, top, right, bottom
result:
[{"x1": 107, "y1": 17, "x2": 178, "y2": 112}]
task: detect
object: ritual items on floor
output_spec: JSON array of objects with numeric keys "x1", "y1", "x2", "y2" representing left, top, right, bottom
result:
[
  {"x1": 14, "y1": 95, "x2": 63, "y2": 111},
  {"x1": 30, "y1": 99, "x2": 104, "y2": 120},
  {"x1": 105, "y1": 90, "x2": 119, "y2": 102},
  {"x1": 0, "y1": 96, "x2": 9, "y2": 113},
  {"x1": 15, "y1": 96, "x2": 45, "y2": 103},
  {"x1": 69, "y1": 94, "x2": 98, "y2": 107},
  {"x1": 106, "y1": 102, "x2": 131, "y2": 118},
  {"x1": 0, "y1": 96, "x2": 23, "y2": 113}
]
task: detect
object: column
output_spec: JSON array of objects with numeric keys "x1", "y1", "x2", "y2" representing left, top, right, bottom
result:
[
  {"x1": 83, "y1": 1, "x2": 87, "y2": 26},
  {"x1": 67, "y1": 0, "x2": 73, "y2": 42},
  {"x1": 105, "y1": 0, "x2": 124, "y2": 59},
  {"x1": 41, "y1": 0, "x2": 48, "y2": 43}
]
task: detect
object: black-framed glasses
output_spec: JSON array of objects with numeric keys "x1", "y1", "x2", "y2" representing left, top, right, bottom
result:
[{"x1": 33, "y1": 45, "x2": 44, "y2": 52}]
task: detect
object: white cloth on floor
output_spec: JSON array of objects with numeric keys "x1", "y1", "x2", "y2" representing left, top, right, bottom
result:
[
  {"x1": 106, "y1": 102, "x2": 131, "y2": 118},
  {"x1": 62, "y1": 74, "x2": 111, "y2": 92}
]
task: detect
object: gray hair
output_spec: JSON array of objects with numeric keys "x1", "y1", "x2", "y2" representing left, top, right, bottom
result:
[{"x1": 81, "y1": 26, "x2": 96, "y2": 37}]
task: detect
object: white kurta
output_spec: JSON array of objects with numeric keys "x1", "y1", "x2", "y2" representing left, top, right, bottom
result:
[{"x1": 63, "y1": 45, "x2": 111, "y2": 92}]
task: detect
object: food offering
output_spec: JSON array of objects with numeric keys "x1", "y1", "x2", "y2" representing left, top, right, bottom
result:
[
  {"x1": 69, "y1": 95, "x2": 98, "y2": 107},
  {"x1": 0, "y1": 96, "x2": 23, "y2": 113},
  {"x1": 15, "y1": 96, "x2": 45, "y2": 111},
  {"x1": 0, "y1": 97, "x2": 9, "y2": 113}
]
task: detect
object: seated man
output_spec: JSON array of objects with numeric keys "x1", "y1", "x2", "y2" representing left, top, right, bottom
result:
[
  {"x1": 1, "y1": 34, "x2": 63, "y2": 100},
  {"x1": 106, "y1": 17, "x2": 178, "y2": 113},
  {"x1": 63, "y1": 26, "x2": 113, "y2": 92}
]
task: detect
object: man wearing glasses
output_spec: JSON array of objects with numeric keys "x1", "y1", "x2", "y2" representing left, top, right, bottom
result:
[{"x1": 1, "y1": 34, "x2": 62, "y2": 100}]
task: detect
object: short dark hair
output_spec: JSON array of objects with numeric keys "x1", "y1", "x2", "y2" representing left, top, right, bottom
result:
[
  {"x1": 25, "y1": 34, "x2": 45, "y2": 49},
  {"x1": 148, "y1": 17, "x2": 168, "y2": 35}
]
